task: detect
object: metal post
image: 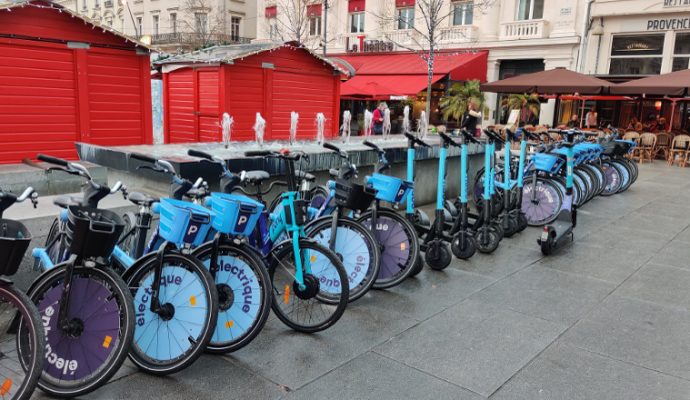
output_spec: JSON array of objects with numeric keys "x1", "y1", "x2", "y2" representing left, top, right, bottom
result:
[
  {"x1": 122, "y1": 0, "x2": 138, "y2": 37},
  {"x1": 323, "y1": 0, "x2": 328, "y2": 56}
]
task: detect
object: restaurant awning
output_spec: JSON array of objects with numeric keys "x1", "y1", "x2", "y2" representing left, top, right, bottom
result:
[
  {"x1": 609, "y1": 69, "x2": 690, "y2": 96},
  {"x1": 335, "y1": 50, "x2": 488, "y2": 99},
  {"x1": 341, "y1": 74, "x2": 445, "y2": 99},
  {"x1": 480, "y1": 67, "x2": 612, "y2": 95}
]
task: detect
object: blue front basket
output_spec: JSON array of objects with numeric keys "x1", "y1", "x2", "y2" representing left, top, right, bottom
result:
[
  {"x1": 366, "y1": 173, "x2": 413, "y2": 204},
  {"x1": 158, "y1": 198, "x2": 215, "y2": 246},
  {"x1": 206, "y1": 192, "x2": 264, "y2": 236},
  {"x1": 532, "y1": 153, "x2": 562, "y2": 174}
]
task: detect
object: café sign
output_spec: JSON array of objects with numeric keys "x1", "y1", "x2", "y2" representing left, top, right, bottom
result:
[
  {"x1": 663, "y1": 0, "x2": 690, "y2": 7},
  {"x1": 647, "y1": 17, "x2": 690, "y2": 30}
]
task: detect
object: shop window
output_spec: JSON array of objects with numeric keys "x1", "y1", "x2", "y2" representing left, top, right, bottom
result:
[
  {"x1": 672, "y1": 32, "x2": 690, "y2": 72},
  {"x1": 516, "y1": 0, "x2": 543, "y2": 20},
  {"x1": 269, "y1": 21, "x2": 279, "y2": 39},
  {"x1": 309, "y1": 16, "x2": 322, "y2": 36},
  {"x1": 136, "y1": 16, "x2": 142, "y2": 35},
  {"x1": 453, "y1": 1, "x2": 473, "y2": 26},
  {"x1": 350, "y1": 12, "x2": 365, "y2": 33},
  {"x1": 397, "y1": 7, "x2": 414, "y2": 30},
  {"x1": 609, "y1": 34, "x2": 664, "y2": 75}
]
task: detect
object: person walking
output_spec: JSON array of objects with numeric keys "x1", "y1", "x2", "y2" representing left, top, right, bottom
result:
[
  {"x1": 372, "y1": 102, "x2": 386, "y2": 135},
  {"x1": 585, "y1": 107, "x2": 598, "y2": 129},
  {"x1": 461, "y1": 101, "x2": 482, "y2": 137}
]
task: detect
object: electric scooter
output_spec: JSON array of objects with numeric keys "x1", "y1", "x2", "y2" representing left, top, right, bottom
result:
[
  {"x1": 404, "y1": 132, "x2": 432, "y2": 276},
  {"x1": 538, "y1": 129, "x2": 578, "y2": 255},
  {"x1": 449, "y1": 129, "x2": 479, "y2": 259},
  {"x1": 495, "y1": 128, "x2": 519, "y2": 237},
  {"x1": 474, "y1": 129, "x2": 503, "y2": 253},
  {"x1": 421, "y1": 132, "x2": 460, "y2": 270}
]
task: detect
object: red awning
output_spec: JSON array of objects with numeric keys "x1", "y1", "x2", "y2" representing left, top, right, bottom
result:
[
  {"x1": 308, "y1": 4, "x2": 322, "y2": 16},
  {"x1": 348, "y1": 0, "x2": 365, "y2": 13},
  {"x1": 396, "y1": 0, "x2": 415, "y2": 7},
  {"x1": 265, "y1": 5, "x2": 277, "y2": 18},
  {"x1": 341, "y1": 74, "x2": 445, "y2": 99}
]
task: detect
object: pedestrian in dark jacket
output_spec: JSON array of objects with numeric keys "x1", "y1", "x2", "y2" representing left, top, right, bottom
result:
[{"x1": 461, "y1": 101, "x2": 482, "y2": 137}]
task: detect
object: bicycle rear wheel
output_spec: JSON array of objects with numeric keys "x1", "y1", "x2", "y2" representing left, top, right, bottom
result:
[
  {"x1": 192, "y1": 242, "x2": 271, "y2": 354},
  {"x1": 600, "y1": 161, "x2": 623, "y2": 196},
  {"x1": 27, "y1": 265, "x2": 134, "y2": 398},
  {"x1": 521, "y1": 177, "x2": 563, "y2": 226},
  {"x1": 126, "y1": 252, "x2": 218, "y2": 375},
  {"x1": 1, "y1": 284, "x2": 43, "y2": 400},
  {"x1": 268, "y1": 239, "x2": 348, "y2": 333},
  {"x1": 358, "y1": 208, "x2": 420, "y2": 289},
  {"x1": 306, "y1": 217, "x2": 380, "y2": 302}
]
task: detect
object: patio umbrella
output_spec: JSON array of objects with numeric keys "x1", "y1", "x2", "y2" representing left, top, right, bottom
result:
[
  {"x1": 480, "y1": 67, "x2": 612, "y2": 94},
  {"x1": 609, "y1": 68, "x2": 690, "y2": 96}
]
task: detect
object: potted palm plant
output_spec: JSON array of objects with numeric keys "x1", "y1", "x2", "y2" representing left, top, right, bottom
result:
[
  {"x1": 501, "y1": 93, "x2": 541, "y2": 125},
  {"x1": 439, "y1": 80, "x2": 485, "y2": 126}
]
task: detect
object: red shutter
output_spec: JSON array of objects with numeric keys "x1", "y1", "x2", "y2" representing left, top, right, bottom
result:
[
  {"x1": 308, "y1": 4, "x2": 322, "y2": 16},
  {"x1": 396, "y1": 0, "x2": 414, "y2": 7},
  {"x1": 265, "y1": 6, "x2": 277, "y2": 18},
  {"x1": 348, "y1": 0, "x2": 365, "y2": 13}
]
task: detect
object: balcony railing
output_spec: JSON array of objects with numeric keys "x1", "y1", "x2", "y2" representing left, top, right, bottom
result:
[
  {"x1": 438, "y1": 25, "x2": 477, "y2": 43},
  {"x1": 500, "y1": 19, "x2": 548, "y2": 40},
  {"x1": 150, "y1": 33, "x2": 252, "y2": 46},
  {"x1": 382, "y1": 29, "x2": 419, "y2": 46}
]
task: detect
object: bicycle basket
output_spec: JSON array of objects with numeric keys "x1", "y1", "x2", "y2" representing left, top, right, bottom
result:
[
  {"x1": 284, "y1": 199, "x2": 308, "y2": 226},
  {"x1": 365, "y1": 173, "x2": 413, "y2": 204},
  {"x1": 67, "y1": 206, "x2": 124, "y2": 259},
  {"x1": 334, "y1": 180, "x2": 377, "y2": 212},
  {"x1": 0, "y1": 219, "x2": 31, "y2": 276},
  {"x1": 158, "y1": 198, "x2": 215, "y2": 246},
  {"x1": 207, "y1": 192, "x2": 264, "y2": 236}
]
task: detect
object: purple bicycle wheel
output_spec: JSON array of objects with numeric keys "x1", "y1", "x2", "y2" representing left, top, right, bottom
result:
[
  {"x1": 600, "y1": 162, "x2": 621, "y2": 196},
  {"x1": 521, "y1": 178, "x2": 562, "y2": 226},
  {"x1": 358, "y1": 209, "x2": 417, "y2": 289}
]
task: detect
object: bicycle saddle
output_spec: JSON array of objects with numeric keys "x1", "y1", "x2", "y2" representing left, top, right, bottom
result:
[
  {"x1": 329, "y1": 168, "x2": 340, "y2": 179},
  {"x1": 53, "y1": 194, "x2": 83, "y2": 209},
  {"x1": 295, "y1": 170, "x2": 316, "y2": 182},
  {"x1": 128, "y1": 191, "x2": 158, "y2": 206},
  {"x1": 244, "y1": 170, "x2": 270, "y2": 184}
]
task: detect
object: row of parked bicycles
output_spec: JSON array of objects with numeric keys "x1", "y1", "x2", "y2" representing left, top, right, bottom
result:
[{"x1": 0, "y1": 127, "x2": 636, "y2": 399}]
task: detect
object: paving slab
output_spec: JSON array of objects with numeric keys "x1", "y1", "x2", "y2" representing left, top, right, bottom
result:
[
  {"x1": 287, "y1": 352, "x2": 482, "y2": 400},
  {"x1": 562, "y1": 295, "x2": 690, "y2": 380},
  {"x1": 450, "y1": 243, "x2": 543, "y2": 279},
  {"x1": 651, "y1": 239, "x2": 690, "y2": 269},
  {"x1": 374, "y1": 299, "x2": 566, "y2": 397},
  {"x1": 471, "y1": 265, "x2": 615, "y2": 324},
  {"x1": 491, "y1": 343, "x2": 690, "y2": 400},
  {"x1": 579, "y1": 225, "x2": 671, "y2": 253},
  {"x1": 615, "y1": 263, "x2": 690, "y2": 311}
]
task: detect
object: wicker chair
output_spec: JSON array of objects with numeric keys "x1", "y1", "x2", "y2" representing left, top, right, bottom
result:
[
  {"x1": 668, "y1": 134, "x2": 690, "y2": 167},
  {"x1": 622, "y1": 132, "x2": 640, "y2": 159},
  {"x1": 633, "y1": 133, "x2": 656, "y2": 163},
  {"x1": 654, "y1": 132, "x2": 672, "y2": 160}
]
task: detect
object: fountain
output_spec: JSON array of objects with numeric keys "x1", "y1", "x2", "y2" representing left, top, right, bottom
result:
[
  {"x1": 221, "y1": 112, "x2": 233, "y2": 148},
  {"x1": 383, "y1": 107, "x2": 392, "y2": 140},
  {"x1": 418, "y1": 111, "x2": 429, "y2": 139},
  {"x1": 364, "y1": 110, "x2": 373, "y2": 137},
  {"x1": 290, "y1": 111, "x2": 298, "y2": 145},
  {"x1": 315, "y1": 113, "x2": 326, "y2": 145},
  {"x1": 402, "y1": 105, "x2": 411, "y2": 134},
  {"x1": 253, "y1": 112, "x2": 265, "y2": 147},
  {"x1": 341, "y1": 110, "x2": 352, "y2": 143}
]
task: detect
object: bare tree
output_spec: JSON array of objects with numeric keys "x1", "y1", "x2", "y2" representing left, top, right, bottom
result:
[
  {"x1": 374, "y1": 0, "x2": 495, "y2": 119},
  {"x1": 180, "y1": 0, "x2": 225, "y2": 50},
  {"x1": 263, "y1": 0, "x2": 337, "y2": 51}
]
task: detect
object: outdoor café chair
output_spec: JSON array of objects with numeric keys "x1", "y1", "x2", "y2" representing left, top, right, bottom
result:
[
  {"x1": 654, "y1": 132, "x2": 672, "y2": 160},
  {"x1": 668, "y1": 134, "x2": 690, "y2": 167},
  {"x1": 633, "y1": 133, "x2": 656, "y2": 164}
]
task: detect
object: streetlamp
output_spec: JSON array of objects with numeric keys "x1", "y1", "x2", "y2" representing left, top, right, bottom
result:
[{"x1": 121, "y1": 0, "x2": 139, "y2": 37}]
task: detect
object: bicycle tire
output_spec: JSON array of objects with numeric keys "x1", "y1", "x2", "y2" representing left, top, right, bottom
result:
[
  {"x1": 192, "y1": 241, "x2": 271, "y2": 354},
  {"x1": 614, "y1": 159, "x2": 635, "y2": 192},
  {"x1": 126, "y1": 252, "x2": 218, "y2": 375},
  {"x1": 27, "y1": 265, "x2": 134, "y2": 398},
  {"x1": 357, "y1": 208, "x2": 420, "y2": 289},
  {"x1": 600, "y1": 161, "x2": 622, "y2": 196},
  {"x1": 1, "y1": 284, "x2": 44, "y2": 400},
  {"x1": 611, "y1": 160, "x2": 632, "y2": 193},
  {"x1": 521, "y1": 177, "x2": 564, "y2": 226},
  {"x1": 268, "y1": 239, "x2": 349, "y2": 333},
  {"x1": 305, "y1": 217, "x2": 380, "y2": 302}
]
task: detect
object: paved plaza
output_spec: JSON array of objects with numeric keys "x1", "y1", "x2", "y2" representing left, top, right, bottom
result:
[{"x1": 35, "y1": 161, "x2": 690, "y2": 400}]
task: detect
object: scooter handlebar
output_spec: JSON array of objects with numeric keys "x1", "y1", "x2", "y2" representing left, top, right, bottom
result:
[
  {"x1": 187, "y1": 149, "x2": 214, "y2": 161},
  {"x1": 37, "y1": 154, "x2": 69, "y2": 167},
  {"x1": 438, "y1": 131, "x2": 460, "y2": 147},
  {"x1": 363, "y1": 140, "x2": 384, "y2": 154}
]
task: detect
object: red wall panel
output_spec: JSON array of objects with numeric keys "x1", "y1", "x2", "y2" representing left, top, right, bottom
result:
[{"x1": 167, "y1": 69, "x2": 196, "y2": 143}]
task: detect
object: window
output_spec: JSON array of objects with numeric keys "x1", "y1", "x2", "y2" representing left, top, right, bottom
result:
[
  {"x1": 136, "y1": 16, "x2": 142, "y2": 36},
  {"x1": 397, "y1": 7, "x2": 414, "y2": 30},
  {"x1": 350, "y1": 12, "x2": 364, "y2": 33},
  {"x1": 94, "y1": 0, "x2": 99, "y2": 8},
  {"x1": 672, "y1": 32, "x2": 690, "y2": 72},
  {"x1": 516, "y1": 0, "x2": 543, "y2": 20},
  {"x1": 231, "y1": 16, "x2": 241, "y2": 41},
  {"x1": 269, "y1": 21, "x2": 279, "y2": 39},
  {"x1": 105, "y1": 16, "x2": 113, "y2": 26},
  {"x1": 453, "y1": 1, "x2": 473, "y2": 26},
  {"x1": 309, "y1": 16, "x2": 322, "y2": 36},
  {"x1": 195, "y1": 12, "x2": 208, "y2": 34},
  {"x1": 152, "y1": 15, "x2": 159, "y2": 35},
  {"x1": 609, "y1": 34, "x2": 664, "y2": 75},
  {"x1": 170, "y1": 12, "x2": 177, "y2": 33}
]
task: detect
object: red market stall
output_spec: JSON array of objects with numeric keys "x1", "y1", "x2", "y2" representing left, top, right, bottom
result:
[
  {"x1": 0, "y1": 0, "x2": 153, "y2": 164},
  {"x1": 157, "y1": 42, "x2": 345, "y2": 143}
]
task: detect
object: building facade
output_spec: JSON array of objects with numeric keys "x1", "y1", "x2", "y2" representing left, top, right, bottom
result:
[
  {"x1": 257, "y1": 0, "x2": 588, "y2": 125},
  {"x1": 57, "y1": 0, "x2": 257, "y2": 51}
]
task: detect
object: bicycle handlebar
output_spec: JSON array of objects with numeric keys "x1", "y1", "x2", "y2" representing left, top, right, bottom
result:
[
  {"x1": 37, "y1": 154, "x2": 69, "y2": 167},
  {"x1": 129, "y1": 153, "x2": 157, "y2": 164},
  {"x1": 187, "y1": 149, "x2": 214, "y2": 161}
]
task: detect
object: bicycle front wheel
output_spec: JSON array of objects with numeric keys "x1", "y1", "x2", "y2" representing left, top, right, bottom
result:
[
  {"x1": 192, "y1": 242, "x2": 271, "y2": 354},
  {"x1": 0, "y1": 284, "x2": 44, "y2": 400},
  {"x1": 306, "y1": 217, "x2": 381, "y2": 302},
  {"x1": 27, "y1": 265, "x2": 134, "y2": 398},
  {"x1": 268, "y1": 239, "x2": 348, "y2": 333},
  {"x1": 126, "y1": 252, "x2": 218, "y2": 375},
  {"x1": 521, "y1": 177, "x2": 563, "y2": 226},
  {"x1": 358, "y1": 208, "x2": 420, "y2": 289}
]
